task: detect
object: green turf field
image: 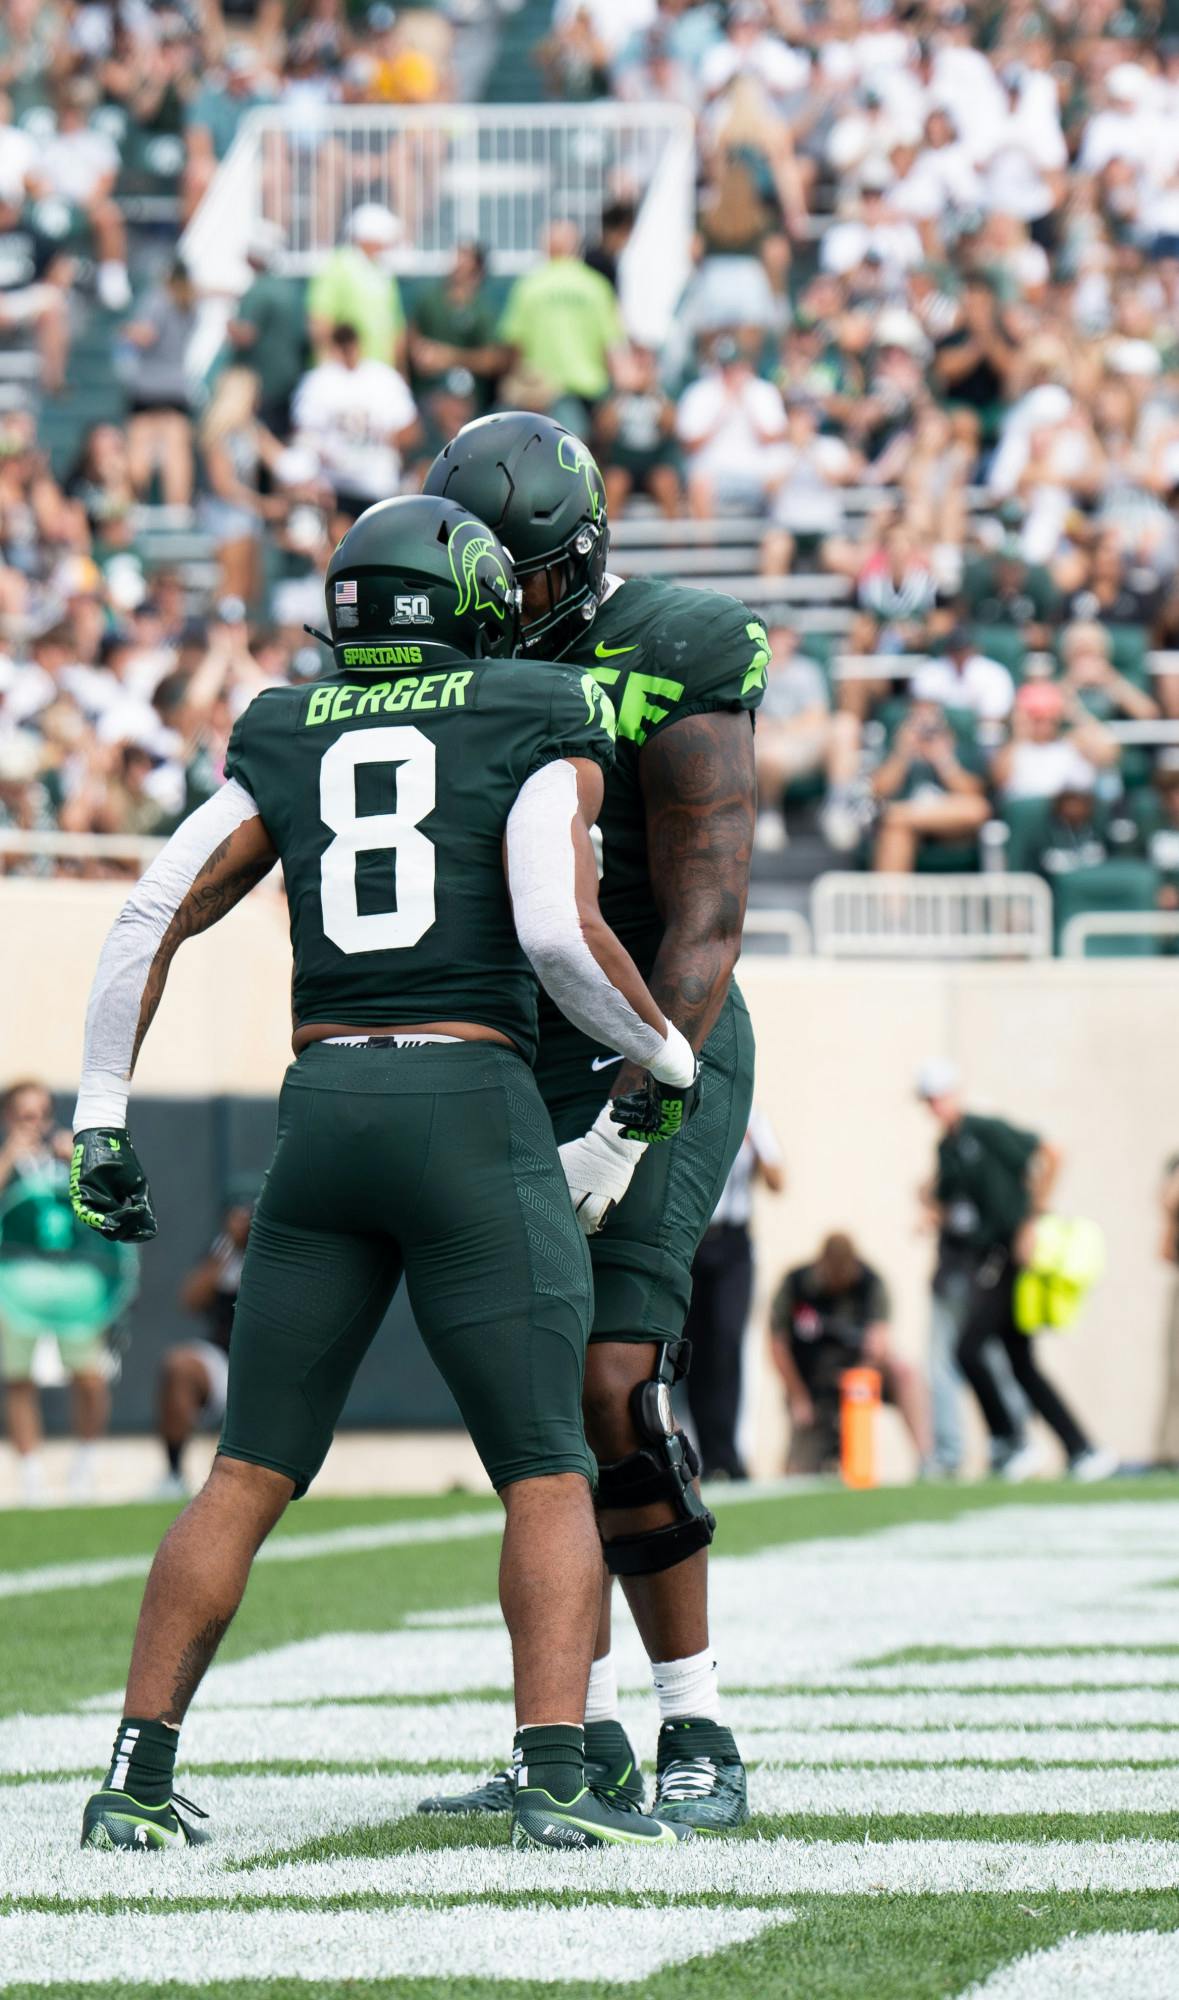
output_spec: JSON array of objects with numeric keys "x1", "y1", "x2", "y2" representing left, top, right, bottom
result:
[{"x1": 5, "y1": 1477, "x2": 1179, "y2": 1997}]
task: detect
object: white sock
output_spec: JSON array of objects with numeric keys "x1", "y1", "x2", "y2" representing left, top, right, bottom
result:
[
  {"x1": 18, "y1": 1452, "x2": 46, "y2": 1504},
  {"x1": 651, "y1": 1648, "x2": 721, "y2": 1722},
  {"x1": 584, "y1": 1653, "x2": 620, "y2": 1723},
  {"x1": 69, "y1": 1442, "x2": 98, "y2": 1497}
]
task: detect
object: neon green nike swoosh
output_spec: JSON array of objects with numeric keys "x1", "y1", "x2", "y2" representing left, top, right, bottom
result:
[{"x1": 594, "y1": 643, "x2": 638, "y2": 659}]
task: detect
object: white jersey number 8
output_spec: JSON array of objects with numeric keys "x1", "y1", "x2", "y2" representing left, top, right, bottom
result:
[{"x1": 319, "y1": 726, "x2": 436, "y2": 953}]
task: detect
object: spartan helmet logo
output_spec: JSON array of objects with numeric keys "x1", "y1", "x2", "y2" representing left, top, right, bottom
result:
[
  {"x1": 448, "y1": 518, "x2": 511, "y2": 621},
  {"x1": 557, "y1": 434, "x2": 604, "y2": 522}
]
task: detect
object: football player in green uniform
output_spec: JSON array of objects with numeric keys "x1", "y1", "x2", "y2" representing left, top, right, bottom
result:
[
  {"x1": 422, "y1": 415, "x2": 766, "y2": 1830},
  {"x1": 70, "y1": 495, "x2": 702, "y2": 1856}
]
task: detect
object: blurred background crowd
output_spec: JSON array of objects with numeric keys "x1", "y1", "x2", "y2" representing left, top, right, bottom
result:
[{"x1": 3, "y1": 0, "x2": 1179, "y2": 940}]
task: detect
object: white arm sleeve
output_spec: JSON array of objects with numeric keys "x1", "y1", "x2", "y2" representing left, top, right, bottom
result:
[
  {"x1": 74, "y1": 779, "x2": 264, "y2": 1131},
  {"x1": 505, "y1": 759, "x2": 695, "y2": 1086}
]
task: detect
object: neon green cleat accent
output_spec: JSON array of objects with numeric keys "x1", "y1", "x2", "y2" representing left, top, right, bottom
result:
[
  {"x1": 417, "y1": 1722, "x2": 646, "y2": 1817},
  {"x1": 80, "y1": 1790, "x2": 210, "y2": 1851},
  {"x1": 511, "y1": 1782, "x2": 691, "y2": 1850},
  {"x1": 653, "y1": 1718, "x2": 749, "y2": 1832}
]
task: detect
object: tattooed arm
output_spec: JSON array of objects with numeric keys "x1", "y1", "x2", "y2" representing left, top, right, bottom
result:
[
  {"x1": 74, "y1": 782, "x2": 277, "y2": 1131},
  {"x1": 611, "y1": 708, "x2": 755, "y2": 1096}
]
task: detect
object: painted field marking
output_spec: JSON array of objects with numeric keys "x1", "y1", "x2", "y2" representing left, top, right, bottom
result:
[
  {"x1": 960, "y1": 1929, "x2": 1179, "y2": 1999},
  {"x1": 0, "y1": 1511, "x2": 503, "y2": 1602},
  {"x1": 858, "y1": 1655, "x2": 1179, "y2": 1689},
  {"x1": 16, "y1": 1708, "x2": 1179, "y2": 1780},
  {"x1": 0, "y1": 1904, "x2": 786, "y2": 1986},
  {"x1": 3, "y1": 1774, "x2": 472, "y2": 1902},
  {"x1": 745, "y1": 1766, "x2": 1179, "y2": 1814},
  {"x1": 189, "y1": 1837, "x2": 1179, "y2": 1901}
]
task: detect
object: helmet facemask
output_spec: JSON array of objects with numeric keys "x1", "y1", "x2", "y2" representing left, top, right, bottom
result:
[{"x1": 513, "y1": 518, "x2": 609, "y2": 657}]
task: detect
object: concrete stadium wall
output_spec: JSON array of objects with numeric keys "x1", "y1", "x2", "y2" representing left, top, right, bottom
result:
[{"x1": 4, "y1": 878, "x2": 1175, "y2": 1473}]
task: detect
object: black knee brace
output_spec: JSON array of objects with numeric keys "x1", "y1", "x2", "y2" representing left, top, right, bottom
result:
[{"x1": 594, "y1": 1338, "x2": 717, "y2": 1577}]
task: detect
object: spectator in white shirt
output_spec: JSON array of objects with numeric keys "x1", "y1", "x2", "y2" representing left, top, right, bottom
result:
[
  {"x1": 928, "y1": 12, "x2": 1007, "y2": 157},
  {"x1": 978, "y1": 64, "x2": 1066, "y2": 226},
  {"x1": 699, "y1": 0, "x2": 810, "y2": 108},
  {"x1": 762, "y1": 397, "x2": 862, "y2": 573},
  {"x1": 551, "y1": 0, "x2": 655, "y2": 64},
  {"x1": 911, "y1": 626, "x2": 1015, "y2": 725},
  {"x1": 0, "y1": 92, "x2": 38, "y2": 228},
  {"x1": 990, "y1": 680, "x2": 1119, "y2": 803},
  {"x1": 821, "y1": 175, "x2": 923, "y2": 281},
  {"x1": 892, "y1": 109, "x2": 981, "y2": 225},
  {"x1": 1079, "y1": 63, "x2": 1161, "y2": 178},
  {"x1": 827, "y1": 83, "x2": 916, "y2": 191},
  {"x1": 40, "y1": 78, "x2": 130, "y2": 313},
  {"x1": 676, "y1": 335, "x2": 787, "y2": 517},
  {"x1": 292, "y1": 323, "x2": 419, "y2": 528}
]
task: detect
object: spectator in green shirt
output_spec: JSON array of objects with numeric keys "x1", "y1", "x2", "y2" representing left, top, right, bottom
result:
[
  {"x1": 307, "y1": 205, "x2": 406, "y2": 371},
  {"x1": 225, "y1": 224, "x2": 307, "y2": 434},
  {"x1": 871, "y1": 700, "x2": 991, "y2": 872},
  {"x1": 408, "y1": 243, "x2": 505, "y2": 412},
  {"x1": 498, "y1": 221, "x2": 625, "y2": 419},
  {"x1": 962, "y1": 539, "x2": 1059, "y2": 646}
]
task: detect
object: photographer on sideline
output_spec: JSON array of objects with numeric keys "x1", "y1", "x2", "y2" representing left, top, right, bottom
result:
[{"x1": 770, "y1": 1232, "x2": 931, "y2": 1475}]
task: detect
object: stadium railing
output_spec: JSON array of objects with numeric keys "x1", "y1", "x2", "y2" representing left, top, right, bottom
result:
[
  {"x1": 0, "y1": 831, "x2": 166, "y2": 867},
  {"x1": 740, "y1": 907, "x2": 813, "y2": 953},
  {"x1": 1060, "y1": 911, "x2": 1179, "y2": 957},
  {"x1": 180, "y1": 102, "x2": 695, "y2": 351},
  {"x1": 810, "y1": 871, "x2": 1054, "y2": 958}
]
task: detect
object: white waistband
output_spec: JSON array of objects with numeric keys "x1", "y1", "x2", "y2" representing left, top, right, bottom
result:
[{"x1": 322, "y1": 1034, "x2": 464, "y2": 1048}]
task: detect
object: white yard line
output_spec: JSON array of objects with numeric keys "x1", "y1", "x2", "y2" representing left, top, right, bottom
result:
[
  {"x1": 0, "y1": 1904, "x2": 785, "y2": 1986},
  {"x1": 0, "y1": 1511, "x2": 503, "y2": 1602},
  {"x1": 16, "y1": 1706, "x2": 1179, "y2": 1780},
  {"x1": 10, "y1": 1782, "x2": 1179, "y2": 1908},
  {"x1": 857, "y1": 1654, "x2": 1179, "y2": 1689},
  {"x1": 960, "y1": 1930, "x2": 1179, "y2": 2000},
  {"x1": 746, "y1": 1766, "x2": 1179, "y2": 1814},
  {"x1": 225, "y1": 1838, "x2": 1179, "y2": 1900},
  {"x1": 3, "y1": 1774, "x2": 478, "y2": 1901}
]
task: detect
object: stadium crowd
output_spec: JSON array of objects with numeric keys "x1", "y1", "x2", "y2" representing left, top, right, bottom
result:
[{"x1": 1, "y1": 0, "x2": 1179, "y2": 938}]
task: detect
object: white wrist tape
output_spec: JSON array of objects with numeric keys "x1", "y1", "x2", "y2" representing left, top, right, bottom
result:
[
  {"x1": 74, "y1": 1073, "x2": 131, "y2": 1133},
  {"x1": 648, "y1": 1021, "x2": 697, "y2": 1089},
  {"x1": 559, "y1": 1104, "x2": 648, "y2": 1235}
]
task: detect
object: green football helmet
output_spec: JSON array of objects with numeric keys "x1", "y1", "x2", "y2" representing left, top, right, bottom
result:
[
  {"x1": 423, "y1": 413, "x2": 609, "y2": 658},
  {"x1": 324, "y1": 495, "x2": 520, "y2": 669}
]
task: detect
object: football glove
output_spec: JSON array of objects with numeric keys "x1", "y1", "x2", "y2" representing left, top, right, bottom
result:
[
  {"x1": 559, "y1": 1106, "x2": 648, "y2": 1237},
  {"x1": 70, "y1": 1129, "x2": 157, "y2": 1242},
  {"x1": 610, "y1": 1065, "x2": 703, "y2": 1144}
]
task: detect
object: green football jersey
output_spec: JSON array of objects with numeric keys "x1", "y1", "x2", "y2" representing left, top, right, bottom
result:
[
  {"x1": 224, "y1": 651, "x2": 616, "y2": 1063},
  {"x1": 560, "y1": 577, "x2": 768, "y2": 968}
]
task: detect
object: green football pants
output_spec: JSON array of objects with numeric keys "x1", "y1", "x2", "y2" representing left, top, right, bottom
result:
[{"x1": 219, "y1": 1039, "x2": 595, "y2": 1497}]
